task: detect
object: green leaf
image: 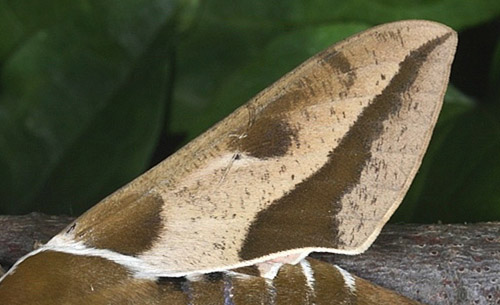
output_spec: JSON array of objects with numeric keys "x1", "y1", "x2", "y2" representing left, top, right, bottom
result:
[
  {"x1": 489, "y1": 39, "x2": 500, "y2": 103},
  {"x1": 0, "y1": 1, "x2": 179, "y2": 214},
  {"x1": 201, "y1": 0, "x2": 500, "y2": 30}
]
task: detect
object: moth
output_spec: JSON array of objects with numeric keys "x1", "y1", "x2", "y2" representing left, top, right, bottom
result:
[{"x1": 0, "y1": 20, "x2": 457, "y2": 304}]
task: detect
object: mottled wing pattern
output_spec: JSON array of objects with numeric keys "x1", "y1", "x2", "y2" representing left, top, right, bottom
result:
[{"x1": 50, "y1": 20, "x2": 457, "y2": 276}]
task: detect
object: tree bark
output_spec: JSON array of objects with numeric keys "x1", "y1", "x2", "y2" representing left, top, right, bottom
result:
[{"x1": 0, "y1": 213, "x2": 498, "y2": 305}]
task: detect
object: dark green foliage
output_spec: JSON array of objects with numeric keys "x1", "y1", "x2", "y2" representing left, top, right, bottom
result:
[{"x1": 0, "y1": 0, "x2": 499, "y2": 222}]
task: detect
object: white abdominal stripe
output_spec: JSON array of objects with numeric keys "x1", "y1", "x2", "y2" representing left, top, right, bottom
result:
[
  {"x1": 300, "y1": 259, "x2": 315, "y2": 290},
  {"x1": 334, "y1": 265, "x2": 356, "y2": 292}
]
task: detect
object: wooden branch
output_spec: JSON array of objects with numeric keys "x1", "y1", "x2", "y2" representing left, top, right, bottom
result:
[
  {"x1": 0, "y1": 213, "x2": 74, "y2": 266},
  {"x1": 0, "y1": 213, "x2": 498, "y2": 305},
  {"x1": 313, "y1": 223, "x2": 500, "y2": 305}
]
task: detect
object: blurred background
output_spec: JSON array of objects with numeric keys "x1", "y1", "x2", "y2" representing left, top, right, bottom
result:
[{"x1": 0, "y1": 0, "x2": 499, "y2": 223}]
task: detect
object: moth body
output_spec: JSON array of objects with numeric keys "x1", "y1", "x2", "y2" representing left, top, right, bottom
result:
[{"x1": 0, "y1": 256, "x2": 421, "y2": 304}]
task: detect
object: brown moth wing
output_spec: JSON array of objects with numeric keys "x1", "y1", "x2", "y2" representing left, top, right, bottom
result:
[{"x1": 51, "y1": 20, "x2": 457, "y2": 276}]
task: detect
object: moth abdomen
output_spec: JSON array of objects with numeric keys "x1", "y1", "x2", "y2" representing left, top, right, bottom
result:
[{"x1": 159, "y1": 258, "x2": 423, "y2": 304}]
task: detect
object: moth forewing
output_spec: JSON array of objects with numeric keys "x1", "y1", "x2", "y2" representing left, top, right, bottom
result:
[
  {"x1": 46, "y1": 20, "x2": 457, "y2": 277},
  {"x1": 0, "y1": 22, "x2": 456, "y2": 305}
]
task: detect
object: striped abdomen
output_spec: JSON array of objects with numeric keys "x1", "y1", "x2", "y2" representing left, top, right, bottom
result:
[{"x1": 0, "y1": 251, "x2": 421, "y2": 305}]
